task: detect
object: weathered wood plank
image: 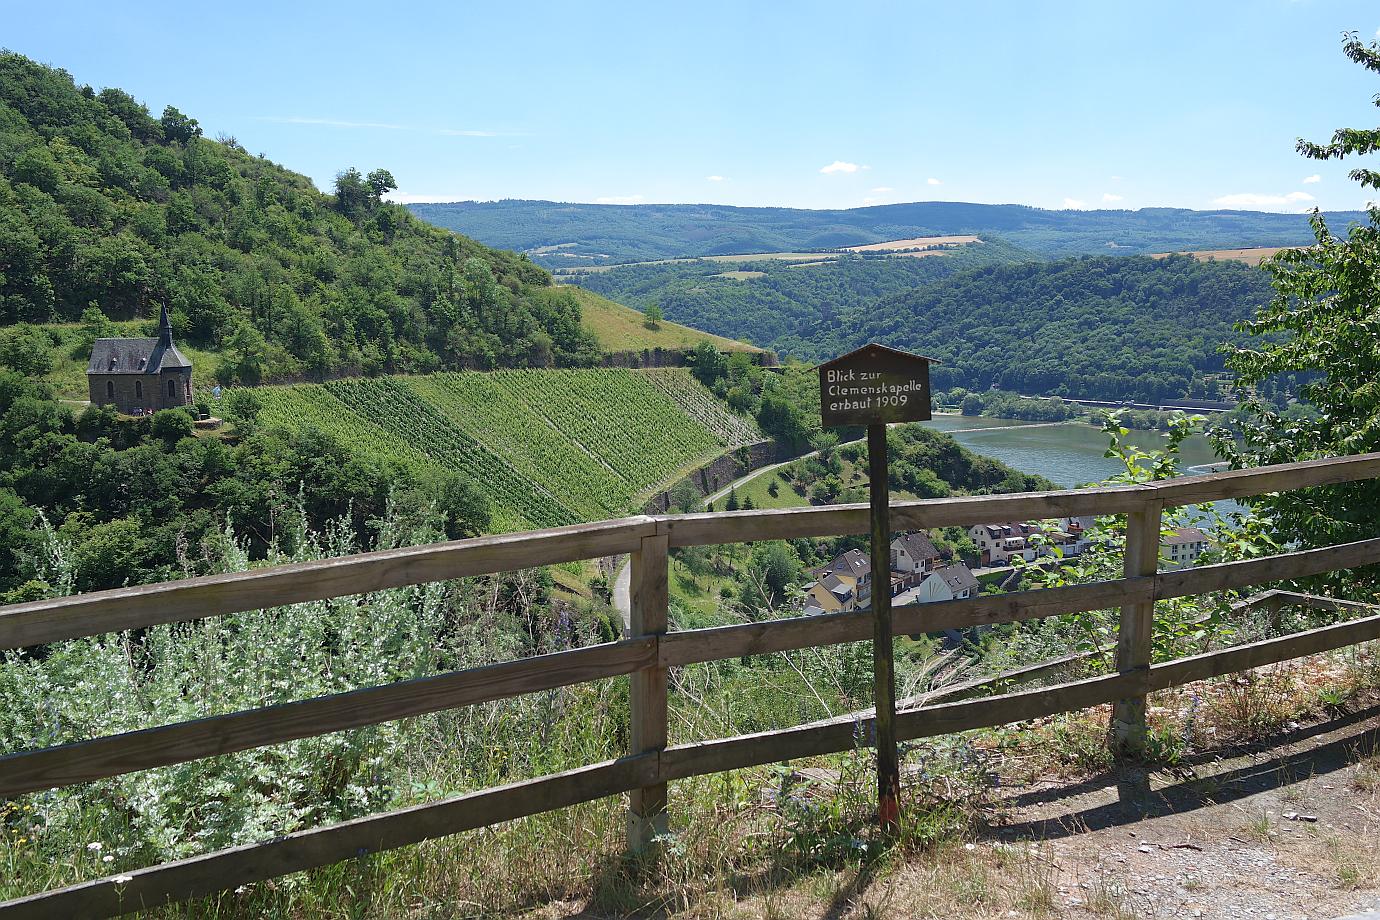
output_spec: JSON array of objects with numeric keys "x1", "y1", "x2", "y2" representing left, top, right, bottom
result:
[
  {"x1": 898, "y1": 672, "x2": 1133, "y2": 741},
  {"x1": 1156, "y1": 538, "x2": 1380, "y2": 601},
  {"x1": 627, "y1": 533, "x2": 669, "y2": 850},
  {"x1": 657, "y1": 671, "x2": 1135, "y2": 783},
  {"x1": 0, "y1": 517, "x2": 657, "y2": 650},
  {"x1": 1112, "y1": 504, "x2": 1162, "y2": 756},
  {"x1": 0, "y1": 638, "x2": 655, "y2": 798},
  {"x1": 659, "y1": 578, "x2": 1149, "y2": 669},
  {"x1": 894, "y1": 577, "x2": 1153, "y2": 635},
  {"x1": 658, "y1": 486, "x2": 1153, "y2": 547},
  {"x1": 0, "y1": 755, "x2": 657, "y2": 920},
  {"x1": 1152, "y1": 452, "x2": 1380, "y2": 507},
  {"x1": 659, "y1": 609, "x2": 872, "y2": 668},
  {"x1": 659, "y1": 713, "x2": 871, "y2": 782},
  {"x1": 1148, "y1": 612, "x2": 1380, "y2": 691}
]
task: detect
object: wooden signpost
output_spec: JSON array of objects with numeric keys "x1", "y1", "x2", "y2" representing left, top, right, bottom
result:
[{"x1": 817, "y1": 343, "x2": 935, "y2": 832}]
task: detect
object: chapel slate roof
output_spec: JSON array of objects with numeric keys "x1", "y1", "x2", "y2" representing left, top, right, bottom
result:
[
  {"x1": 87, "y1": 338, "x2": 192, "y2": 374},
  {"x1": 88, "y1": 338, "x2": 159, "y2": 375}
]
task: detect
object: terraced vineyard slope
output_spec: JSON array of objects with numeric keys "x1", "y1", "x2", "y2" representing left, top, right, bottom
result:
[{"x1": 255, "y1": 369, "x2": 762, "y2": 530}]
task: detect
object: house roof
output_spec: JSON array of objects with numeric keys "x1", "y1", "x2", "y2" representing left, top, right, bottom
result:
[
  {"x1": 893, "y1": 531, "x2": 939, "y2": 561},
  {"x1": 812, "y1": 548, "x2": 871, "y2": 580},
  {"x1": 1164, "y1": 527, "x2": 1208, "y2": 545},
  {"x1": 819, "y1": 573, "x2": 852, "y2": 599},
  {"x1": 86, "y1": 305, "x2": 192, "y2": 375},
  {"x1": 88, "y1": 338, "x2": 192, "y2": 374},
  {"x1": 931, "y1": 563, "x2": 979, "y2": 593}
]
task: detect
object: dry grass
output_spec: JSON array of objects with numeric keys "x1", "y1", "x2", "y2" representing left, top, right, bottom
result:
[
  {"x1": 561, "y1": 287, "x2": 760, "y2": 353},
  {"x1": 1150, "y1": 247, "x2": 1295, "y2": 267},
  {"x1": 843, "y1": 236, "x2": 982, "y2": 252}
]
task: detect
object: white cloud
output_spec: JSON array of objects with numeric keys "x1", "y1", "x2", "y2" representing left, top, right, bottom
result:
[
  {"x1": 706, "y1": 175, "x2": 726, "y2": 182},
  {"x1": 1110, "y1": 175, "x2": 1123, "y2": 181},
  {"x1": 1101, "y1": 193, "x2": 1124, "y2": 203},
  {"x1": 927, "y1": 177, "x2": 942, "y2": 186},
  {"x1": 1063, "y1": 198, "x2": 1089, "y2": 209},
  {"x1": 871, "y1": 186, "x2": 895, "y2": 193},
  {"x1": 1212, "y1": 191, "x2": 1315, "y2": 208},
  {"x1": 820, "y1": 161, "x2": 861, "y2": 174},
  {"x1": 1303, "y1": 174, "x2": 1321, "y2": 184},
  {"x1": 595, "y1": 195, "x2": 646, "y2": 205}
]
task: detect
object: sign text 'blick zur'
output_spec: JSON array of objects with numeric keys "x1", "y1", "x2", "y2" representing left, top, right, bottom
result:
[{"x1": 817, "y1": 343, "x2": 936, "y2": 428}]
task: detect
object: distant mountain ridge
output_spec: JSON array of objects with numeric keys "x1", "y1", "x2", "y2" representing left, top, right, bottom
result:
[{"x1": 409, "y1": 199, "x2": 1366, "y2": 266}]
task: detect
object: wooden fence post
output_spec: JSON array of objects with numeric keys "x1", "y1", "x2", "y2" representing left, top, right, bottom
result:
[
  {"x1": 627, "y1": 531, "x2": 669, "y2": 851},
  {"x1": 1110, "y1": 502, "x2": 1162, "y2": 759}
]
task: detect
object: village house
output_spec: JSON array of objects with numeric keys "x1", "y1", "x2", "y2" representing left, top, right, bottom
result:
[
  {"x1": 86, "y1": 305, "x2": 194, "y2": 415},
  {"x1": 914, "y1": 563, "x2": 981, "y2": 603},
  {"x1": 969, "y1": 519, "x2": 1089, "y2": 566},
  {"x1": 891, "y1": 531, "x2": 941, "y2": 574},
  {"x1": 802, "y1": 533, "x2": 974, "y2": 615},
  {"x1": 805, "y1": 573, "x2": 857, "y2": 613},
  {"x1": 1163, "y1": 526, "x2": 1210, "y2": 569}
]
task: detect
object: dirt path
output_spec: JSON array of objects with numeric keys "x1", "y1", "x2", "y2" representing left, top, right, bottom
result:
[{"x1": 982, "y1": 705, "x2": 1380, "y2": 919}]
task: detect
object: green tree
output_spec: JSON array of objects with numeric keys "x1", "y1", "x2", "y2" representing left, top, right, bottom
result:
[
  {"x1": 0, "y1": 325, "x2": 54, "y2": 376},
  {"x1": 150, "y1": 408, "x2": 195, "y2": 443},
  {"x1": 159, "y1": 105, "x2": 201, "y2": 144},
  {"x1": 1213, "y1": 31, "x2": 1380, "y2": 580},
  {"x1": 644, "y1": 303, "x2": 663, "y2": 329},
  {"x1": 669, "y1": 478, "x2": 701, "y2": 513},
  {"x1": 436, "y1": 474, "x2": 492, "y2": 539}
]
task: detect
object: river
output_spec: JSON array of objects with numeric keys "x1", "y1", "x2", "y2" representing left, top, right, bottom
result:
[{"x1": 920, "y1": 414, "x2": 1227, "y2": 488}]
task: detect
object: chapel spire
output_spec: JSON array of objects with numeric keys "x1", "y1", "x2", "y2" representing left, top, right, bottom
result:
[{"x1": 157, "y1": 303, "x2": 174, "y2": 347}]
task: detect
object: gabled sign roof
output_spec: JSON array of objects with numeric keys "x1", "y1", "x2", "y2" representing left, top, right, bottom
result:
[
  {"x1": 817, "y1": 342, "x2": 937, "y2": 428},
  {"x1": 815, "y1": 342, "x2": 941, "y2": 371}
]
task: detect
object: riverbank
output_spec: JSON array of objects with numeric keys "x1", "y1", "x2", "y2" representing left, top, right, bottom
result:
[{"x1": 920, "y1": 415, "x2": 1226, "y2": 488}]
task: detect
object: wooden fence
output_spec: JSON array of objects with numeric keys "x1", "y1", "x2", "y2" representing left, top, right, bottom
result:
[{"x1": 4, "y1": 452, "x2": 1380, "y2": 916}]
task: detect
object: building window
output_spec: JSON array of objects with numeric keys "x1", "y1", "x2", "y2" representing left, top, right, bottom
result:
[
  {"x1": 135, "y1": 380, "x2": 142, "y2": 399},
  {"x1": 168, "y1": 379, "x2": 176, "y2": 398},
  {"x1": 105, "y1": 380, "x2": 114, "y2": 399}
]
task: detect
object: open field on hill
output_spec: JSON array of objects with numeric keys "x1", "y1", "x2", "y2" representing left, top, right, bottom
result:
[
  {"x1": 254, "y1": 369, "x2": 761, "y2": 530},
  {"x1": 553, "y1": 251, "x2": 842, "y2": 276},
  {"x1": 560, "y1": 287, "x2": 761, "y2": 353},
  {"x1": 843, "y1": 234, "x2": 982, "y2": 251},
  {"x1": 1151, "y1": 246, "x2": 1293, "y2": 266}
]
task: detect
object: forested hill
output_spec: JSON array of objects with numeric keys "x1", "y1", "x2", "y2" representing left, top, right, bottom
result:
[
  {"x1": 0, "y1": 52, "x2": 602, "y2": 381},
  {"x1": 571, "y1": 239, "x2": 1031, "y2": 351},
  {"x1": 409, "y1": 198, "x2": 1364, "y2": 266},
  {"x1": 824, "y1": 255, "x2": 1275, "y2": 403}
]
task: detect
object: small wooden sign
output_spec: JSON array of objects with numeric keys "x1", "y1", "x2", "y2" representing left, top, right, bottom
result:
[{"x1": 817, "y1": 343, "x2": 936, "y2": 428}]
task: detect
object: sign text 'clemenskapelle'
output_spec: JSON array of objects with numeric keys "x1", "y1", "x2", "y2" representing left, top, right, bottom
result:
[{"x1": 816, "y1": 343, "x2": 937, "y2": 428}]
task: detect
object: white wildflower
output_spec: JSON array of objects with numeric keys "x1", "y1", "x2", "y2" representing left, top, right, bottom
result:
[{"x1": 86, "y1": 842, "x2": 102, "y2": 852}]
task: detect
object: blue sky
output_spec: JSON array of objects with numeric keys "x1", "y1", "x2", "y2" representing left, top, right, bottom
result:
[{"x1": 5, "y1": 0, "x2": 1380, "y2": 212}]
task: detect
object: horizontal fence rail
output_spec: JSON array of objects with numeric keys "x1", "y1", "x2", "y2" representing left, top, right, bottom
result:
[{"x1": 4, "y1": 451, "x2": 1380, "y2": 917}]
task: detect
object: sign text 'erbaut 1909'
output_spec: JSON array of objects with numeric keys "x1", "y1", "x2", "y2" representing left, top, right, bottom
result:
[{"x1": 816, "y1": 343, "x2": 936, "y2": 428}]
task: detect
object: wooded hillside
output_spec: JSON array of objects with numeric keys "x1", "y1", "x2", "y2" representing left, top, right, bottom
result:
[
  {"x1": 411, "y1": 198, "x2": 1360, "y2": 266},
  {"x1": 0, "y1": 53, "x2": 601, "y2": 381}
]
